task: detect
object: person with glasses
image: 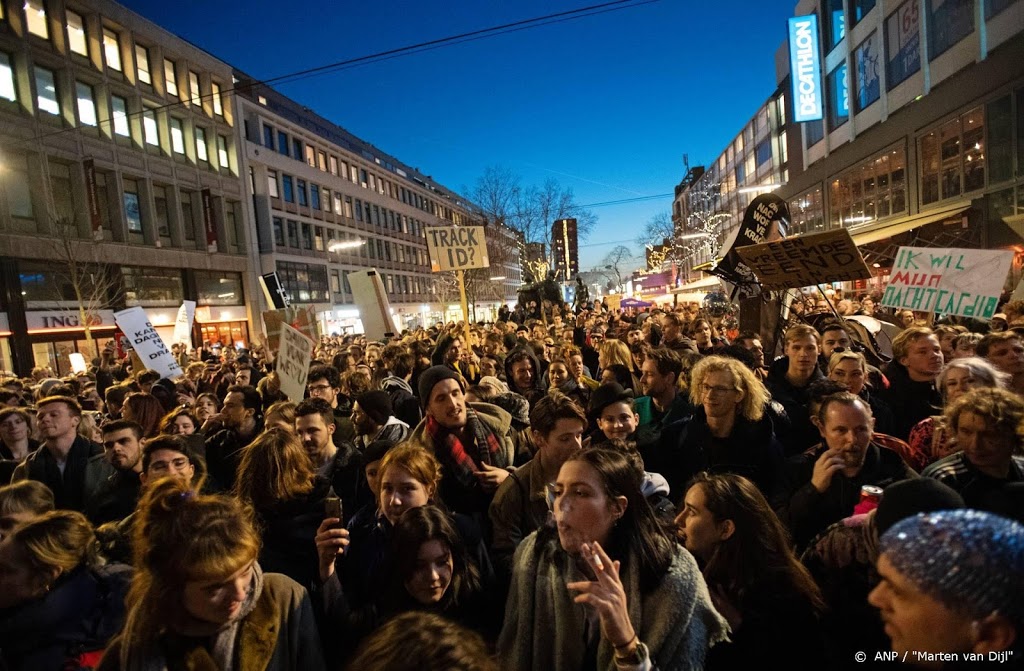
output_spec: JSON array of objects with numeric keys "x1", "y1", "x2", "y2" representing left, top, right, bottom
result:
[{"x1": 306, "y1": 364, "x2": 355, "y2": 444}]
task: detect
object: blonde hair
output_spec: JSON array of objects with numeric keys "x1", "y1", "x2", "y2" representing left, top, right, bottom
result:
[
  {"x1": 0, "y1": 480, "x2": 55, "y2": 517},
  {"x1": 828, "y1": 351, "x2": 867, "y2": 373},
  {"x1": 783, "y1": 324, "x2": 820, "y2": 345},
  {"x1": 265, "y1": 400, "x2": 297, "y2": 428},
  {"x1": 121, "y1": 478, "x2": 259, "y2": 663},
  {"x1": 689, "y1": 355, "x2": 769, "y2": 422},
  {"x1": 234, "y1": 427, "x2": 316, "y2": 510},
  {"x1": 599, "y1": 340, "x2": 633, "y2": 369},
  {"x1": 9, "y1": 509, "x2": 101, "y2": 574}
]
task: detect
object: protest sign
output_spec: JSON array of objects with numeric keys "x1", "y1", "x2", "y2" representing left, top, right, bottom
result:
[
  {"x1": 713, "y1": 194, "x2": 790, "y2": 298},
  {"x1": 172, "y1": 301, "x2": 196, "y2": 345},
  {"x1": 259, "y1": 272, "x2": 291, "y2": 309},
  {"x1": 349, "y1": 270, "x2": 397, "y2": 340},
  {"x1": 880, "y1": 247, "x2": 1013, "y2": 320},
  {"x1": 277, "y1": 323, "x2": 313, "y2": 403},
  {"x1": 737, "y1": 228, "x2": 871, "y2": 290},
  {"x1": 113, "y1": 307, "x2": 182, "y2": 379},
  {"x1": 69, "y1": 353, "x2": 87, "y2": 374},
  {"x1": 425, "y1": 226, "x2": 489, "y2": 272},
  {"x1": 262, "y1": 307, "x2": 319, "y2": 353}
]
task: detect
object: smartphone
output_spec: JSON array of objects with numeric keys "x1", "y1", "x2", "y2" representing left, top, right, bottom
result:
[{"x1": 324, "y1": 487, "x2": 343, "y2": 525}]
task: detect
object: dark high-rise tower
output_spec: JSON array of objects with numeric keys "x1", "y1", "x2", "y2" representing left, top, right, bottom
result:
[{"x1": 551, "y1": 218, "x2": 578, "y2": 281}]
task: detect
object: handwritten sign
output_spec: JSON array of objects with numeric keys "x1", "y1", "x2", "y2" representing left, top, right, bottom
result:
[
  {"x1": 113, "y1": 307, "x2": 182, "y2": 379},
  {"x1": 262, "y1": 307, "x2": 319, "y2": 353},
  {"x1": 736, "y1": 228, "x2": 871, "y2": 290},
  {"x1": 425, "y1": 226, "x2": 489, "y2": 272},
  {"x1": 880, "y1": 247, "x2": 1013, "y2": 320},
  {"x1": 172, "y1": 301, "x2": 196, "y2": 345},
  {"x1": 277, "y1": 323, "x2": 313, "y2": 403}
]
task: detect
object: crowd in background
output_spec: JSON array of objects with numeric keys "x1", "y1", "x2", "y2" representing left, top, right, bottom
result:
[{"x1": 0, "y1": 291, "x2": 1022, "y2": 671}]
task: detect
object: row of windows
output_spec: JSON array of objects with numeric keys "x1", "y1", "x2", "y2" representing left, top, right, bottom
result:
[
  {"x1": 267, "y1": 169, "x2": 430, "y2": 237},
  {"x1": 258, "y1": 119, "x2": 470, "y2": 226},
  {"x1": 807, "y1": 0, "x2": 1015, "y2": 146},
  {"x1": 0, "y1": 54, "x2": 233, "y2": 171},
  {"x1": 270, "y1": 216, "x2": 430, "y2": 267},
  {"x1": 10, "y1": 0, "x2": 227, "y2": 117},
  {"x1": 326, "y1": 268, "x2": 435, "y2": 299}
]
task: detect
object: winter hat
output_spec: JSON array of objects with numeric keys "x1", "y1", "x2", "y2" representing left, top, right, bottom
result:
[
  {"x1": 874, "y1": 478, "x2": 965, "y2": 535},
  {"x1": 417, "y1": 365, "x2": 465, "y2": 409},
  {"x1": 363, "y1": 438, "x2": 397, "y2": 464},
  {"x1": 356, "y1": 391, "x2": 393, "y2": 426},
  {"x1": 492, "y1": 392, "x2": 531, "y2": 430},
  {"x1": 478, "y1": 376, "x2": 509, "y2": 395},
  {"x1": 588, "y1": 382, "x2": 634, "y2": 419},
  {"x1": 879, "y1": 510, "x2": 1024, "y2": 624}
]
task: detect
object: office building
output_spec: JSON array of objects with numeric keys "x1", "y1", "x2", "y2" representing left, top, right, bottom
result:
[{"x1": 551, "y1": 217, "x2": 579, "y2": 281}]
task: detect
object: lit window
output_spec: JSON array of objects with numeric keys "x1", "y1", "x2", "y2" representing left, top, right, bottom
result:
[
  {"x1": 75, "y1": 81, "x2": 96, "y2": 126},
  {"x1": 211, "y1": 82, "x2": 223, "y2": 116},
  {"x1": 135, "y1": 44, "x2": 150, "y2": 84},
  {"x1": 305, "y1": 144, "x2": 315, "y2": 167},
  {"x1": 330, "y1": 156, "x2": 338, "y2": 175},
  {"x1": 268, "y1": 170, "x2": 279, "y2": 198},
  {"x1": 66, "y1": 11, "x2": 87, "y2": 56},
  {"x1": 217, "y1": 135, "x2": 229, "y2": 168},
  {"x1": 164, "y1": 59, "x2": 178, "y2": 97},
  {"x1": 196, "y1": 127, "x2": 208, "y2": 161},
  {"x1": 188, "y1": 71, "x2": 200, "y2": 106},
  {"x1": 0, "y1": 53, "x2": 17, "y2": 102},
  {"x1": 25, "y1": 0, "x2": 48, "y2": 39},
  {"x1": 143, "y1": 108, "x2": 158, "y2": 146},
  {"x1": 170, "y1": 117, "x2": 185, "y2": 153},
  {"x1": 34, "y1": 66, "x2": 58, "y2": 115},
  {"x1": 103, "y1": 28, "x2": 121, "y2": 71},
  {"x1": 109, "y1": 95, "x2": 129, "y2": 137}
]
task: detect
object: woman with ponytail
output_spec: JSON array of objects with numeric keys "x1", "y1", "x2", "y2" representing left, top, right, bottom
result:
[
  {"x1": 98, "y1": 477, "x2": 326, "y2": 671},
  {"x1": 0, "y1": 509, "x2": 131, "y2": 671}
]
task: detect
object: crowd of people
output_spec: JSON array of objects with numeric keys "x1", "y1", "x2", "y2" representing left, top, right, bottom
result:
[{"x1": 0, "y1": 295, "x2": 1022, "y2": 670}]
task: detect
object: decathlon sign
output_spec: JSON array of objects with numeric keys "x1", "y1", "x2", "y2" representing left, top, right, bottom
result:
[{"x1": 789, "y1": 14, "x2": 824, "y2": 122}]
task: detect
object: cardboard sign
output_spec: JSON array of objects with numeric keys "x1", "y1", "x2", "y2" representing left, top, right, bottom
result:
[
  {"x1": 172, "y1": 301, "x2": 196, "y2": 345},
  {"x1": 113, "y1": 307, "x2": 183, "y2": 379},
  {"x1": 425, "y1": 226, "x2": 489, "y2": 272},
  {"x1": 69, "y1": 352, "x2": 87, "y2": 374},
  {"x1": 737, "y1": 228, "x2": 871, "y2": 290},
  {"x1": 277, "y1": 323, "x2": 313, "y2": 403},
  {"x1": 348, "y1": 270, "x2": 397, "y2": 339},
  {"x1": 262, "y1": 307, "x2": 319, "y2": 353},
  {"x1": 880, "y1": 247, "x2": 1013, "y2": 320}
]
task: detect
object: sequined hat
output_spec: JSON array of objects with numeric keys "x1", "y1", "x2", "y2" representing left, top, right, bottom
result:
[{"x1": 879, "y1": 509, "x2": 1024, "y2": 624}]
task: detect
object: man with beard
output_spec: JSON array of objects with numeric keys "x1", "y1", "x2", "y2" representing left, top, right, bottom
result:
[
  {"x1": 86, "y1": 420, "x2": 145, "y2": 525},
  {"x1": 351, "y1": 391, "x2": 409, "y2": 450},
  {"x1": 295, "y1": 398, "x2": 365, "y2": 525},
  {"x1": 503, "y1": 347, "x2": 544, "y2": 408},
  {"x1": 734, "y1": 332, "x2": 769, "y2": 380},
  {"x1": 406, "y1": 366, "x2": 514, "y2": 520},
  {"x1": 203, "y1": 385, "x2": 263, "y2": 491},
  {"x1": 782, "y1": 392, "x2": 917, "y2": 549},
  {"x1": 307, "y1": 364, "x2": 355, "y2": 444}
]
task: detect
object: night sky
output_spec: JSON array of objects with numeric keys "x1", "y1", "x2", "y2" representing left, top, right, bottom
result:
[{"x1": 120, "y1": 0, "x2": 795, "y2": 270}]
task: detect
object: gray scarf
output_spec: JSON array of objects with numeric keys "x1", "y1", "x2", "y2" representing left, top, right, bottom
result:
[
  {"x1": 128, "y1": 562, "x2": 265, "y2": 671},
  {"x1": 499, "y1": 532, "x2": 728, "y2": 671}
]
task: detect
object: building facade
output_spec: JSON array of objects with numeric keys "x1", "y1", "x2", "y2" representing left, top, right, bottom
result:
[
  {"x1": 551, "y1": 217, "x2": 579, "y2": 282},
  {"x1": 232, "y1": 74, "x2": 501, "y2": 334},
  {"x1": 0, "y1": 0, "x2": 251, "y2": 375},
  {"x1": 778, "y1": 0, "x2": 1024, "y2": 297}
]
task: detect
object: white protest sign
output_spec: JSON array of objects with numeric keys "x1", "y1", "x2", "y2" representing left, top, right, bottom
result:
[
  {"x1": 424, "y1": 226, "x2": 489, "y2": 272},
  {"x1": 113, "y1": 307, "x2": 183, "y2": 379},
  {"x1": 277, "y1": 322, "x2": 313, "y2": 403},
  {"x1": 172, "y1": 300, "x2": 197, "y2": 345},
  {"x1": 69, "y1": 352, "x2": 87, "y2": 374},
  {"x1": 880, "y1": 247, "x2": 1013, "y2": 320}
]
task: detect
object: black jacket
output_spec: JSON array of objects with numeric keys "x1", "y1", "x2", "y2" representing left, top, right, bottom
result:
[
  {"x1": 204, "y1": 421, "x2": 263, "y2": 492},
  {"x1": 782, "y1": 441, "x2": 918, "y2": 548},
  {"x1": 85, "y1": 469, "x2": 142, "y2": 526},
  {"x1": 323, "y1": 441, "x2": 368, "y2": 526},
  {"x1": 503, "y1": 346, "x2": 545, "y2": 408},
  {"x1": 879, "y1": 361, "x2": 942, "y2": 441},
  {"x1": 12, "y1": 437, "x2": 109, "y2": 512},
  {"x1": 255, "y1": 476, "x2": 330, "y2": 590},
  {"x1": 633, "y1": 393, "x2": 694, "y2": 497},
  {"x1": 766, "y1": 357, "x2": 826, "y2": 456},
  {"x1": 0, "y1": 563, "x2": 131, "y2": 671}
]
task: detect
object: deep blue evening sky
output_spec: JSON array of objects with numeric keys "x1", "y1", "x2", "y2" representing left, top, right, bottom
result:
[{"x1": 122, "y1": 0, "x2": 794, "y2": 270}]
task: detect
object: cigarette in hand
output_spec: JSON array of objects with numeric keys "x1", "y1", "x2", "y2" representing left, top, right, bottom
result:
[{"x1": 592, "y1": 551, "x2": 604, "y2": 571}]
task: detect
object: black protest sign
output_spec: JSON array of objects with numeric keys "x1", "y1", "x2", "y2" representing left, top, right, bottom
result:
[
  {"x1": 736, "y1": 228, "x2": 871, "y2": 290},
  {"x1": 425, "y1": 226, "x2": 489, "y2": 272},
  {"x1": 712, "y1": 194, "x2": 790, "y2": 294}
]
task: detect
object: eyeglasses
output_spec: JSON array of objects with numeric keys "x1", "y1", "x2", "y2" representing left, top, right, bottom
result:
[
  {"x1": 307, "y1": 384, "x2": 333, "y2": 393},
  {"x1": 700, "y1": 384, "x2": 736, "y2": 397}
]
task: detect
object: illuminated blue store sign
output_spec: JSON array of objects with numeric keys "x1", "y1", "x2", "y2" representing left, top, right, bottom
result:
[{"x1": 788, "y1": 14, "x2": 824, "y2": 122}]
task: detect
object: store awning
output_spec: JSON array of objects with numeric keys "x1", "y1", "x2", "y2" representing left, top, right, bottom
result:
[
  {"x1": 849, "y1": 201, "x2": 972, "y2": 246},
  {"x1": 671, "y1": 275, "x2": 721, "y2": 293}
]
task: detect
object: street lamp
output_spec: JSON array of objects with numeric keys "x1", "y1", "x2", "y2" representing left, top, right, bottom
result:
[{"x1": 328, "y1": 239, "x2": 366, "y2": 252}]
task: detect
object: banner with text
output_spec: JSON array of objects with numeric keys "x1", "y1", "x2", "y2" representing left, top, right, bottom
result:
[
  {"x1": 277, "y1": 322, "x2": 313, "y2": 403},
  {"x1": 113, "y1": 307, "x2": 183, "y2": 379},
  {"x1": 262, "y1": 307, "x2": 319, "y2": 353},
  {"x1": 425, "y1": 226, "x2": 489, "y2": 272},
  {"x1": 172, "y1": 300, "x2": 197, "y2": 345},
  {"x1": 880, "y1": 247, "x2": 1013, "y2": 320},
  {"x1": 736, "y1": 228, "x2": 871, "y2": 290}
]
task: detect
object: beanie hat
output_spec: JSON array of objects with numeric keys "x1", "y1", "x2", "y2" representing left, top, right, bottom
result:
[
  {"x1": 363, "y1": 438, "x2": 397, "y2": 464},
  {"x1": 417, "y1": 365, "x2": 465, "y2": 409},
  {"x1": 879, "y1": 510, "x2": 1024, "y2": 624},
  {"x1": 356, "y1": 391, "x2": 393, "y2": 426},
  {"x1": 874, "y1": 478, "x2": 965, "y2": 535}
]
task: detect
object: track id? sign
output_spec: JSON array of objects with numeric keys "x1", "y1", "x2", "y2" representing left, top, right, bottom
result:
[{"x1": 425, "y1": 226, "x2": 489, "y2": 272}]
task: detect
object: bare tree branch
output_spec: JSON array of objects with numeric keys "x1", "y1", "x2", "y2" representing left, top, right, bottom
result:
[{"x1": 601, "y1": 245, "x2": 634, "y2": 292}]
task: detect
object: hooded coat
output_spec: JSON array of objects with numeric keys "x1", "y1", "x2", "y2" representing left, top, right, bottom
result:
[{"x1": 503, "y1": 347, "x2": 545, "y2": 408}]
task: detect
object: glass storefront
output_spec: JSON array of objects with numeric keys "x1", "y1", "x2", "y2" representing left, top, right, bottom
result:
[
  {"x1": 198, "y1": 321, "x2": 249, "y2": 349},
  {"x1": 31, "y1": 334, "x2": 115, "y2": 376}
]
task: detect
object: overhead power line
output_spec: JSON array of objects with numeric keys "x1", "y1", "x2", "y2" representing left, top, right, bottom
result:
[{"x1": 0, "y1": 0, "x2": 660, "y2": 152}]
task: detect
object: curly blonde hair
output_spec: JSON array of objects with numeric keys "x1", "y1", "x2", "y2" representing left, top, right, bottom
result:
[{"x1": 689, "y1": 355, "x2": 770, "y2": 422}]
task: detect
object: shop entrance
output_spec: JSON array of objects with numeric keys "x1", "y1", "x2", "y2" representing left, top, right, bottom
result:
[
  {"x1": 197, "y1": 321, "x2": 250, "y2": 349},
  {"x1": 31, "y1": 334, "x2": 116, "y2": 376}
]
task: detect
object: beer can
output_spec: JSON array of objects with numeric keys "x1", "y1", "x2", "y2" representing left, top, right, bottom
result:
[{"x1": 860, "y1": 485, "x2": 883, "y2": 506}]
